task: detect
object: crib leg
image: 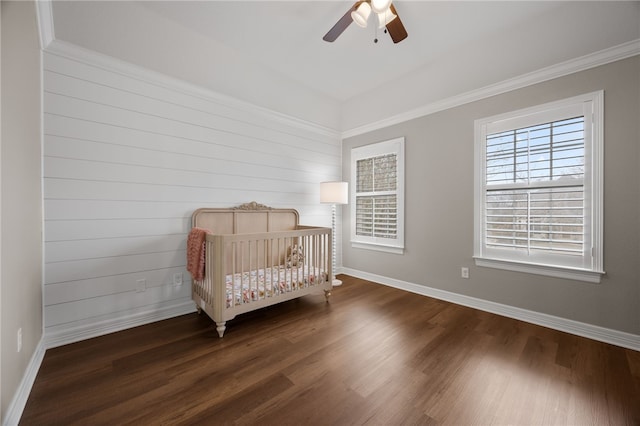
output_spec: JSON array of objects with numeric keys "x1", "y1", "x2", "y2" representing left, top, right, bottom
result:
[
  {"x1": 324, "y1": 289, "x2": 332, "y2": 301},
  {"x1": 215, "y1": 322, "x2": 226, "y2": 338}
]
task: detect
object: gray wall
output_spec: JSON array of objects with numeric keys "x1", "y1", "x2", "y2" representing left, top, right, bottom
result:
[
  {"x1": 1, "y1": 0, "x2": 43, "y2": 420},
  {"x1": 343, "y1": 56, "x2": 640, "y2": 335}
]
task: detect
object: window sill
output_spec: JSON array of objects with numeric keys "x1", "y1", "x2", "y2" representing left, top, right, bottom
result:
[
  {"x1": 351, "y1": 241, "x2": 404, "y2": 255},
  {"x1": 474, "y1": 257, "x2": 604, "y2": 283}
]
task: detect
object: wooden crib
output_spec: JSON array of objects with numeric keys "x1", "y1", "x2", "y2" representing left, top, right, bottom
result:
[{"x1": 190, "y1": 202, "x2": 332, "y2": 337}]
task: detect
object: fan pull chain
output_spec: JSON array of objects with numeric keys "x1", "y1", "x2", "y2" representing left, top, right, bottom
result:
[{"x1": 373, "y1": 25, "x2": 388, "y2": 44}]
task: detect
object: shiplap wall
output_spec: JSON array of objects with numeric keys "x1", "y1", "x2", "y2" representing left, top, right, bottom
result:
[{"x1": 43, "y1": 41, "x2": 342, "y2": 346}]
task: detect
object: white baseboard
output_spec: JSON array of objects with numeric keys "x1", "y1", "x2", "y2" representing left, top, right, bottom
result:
[
  {"x1": 341, "y1": 268, "x2": 640, "y2": 351},
  {"x1": 5, "y1": 301, "x2": 197, "y2": 425},
  {"x1": 3, "y1": 339, "x2": 46, "y2": 426},
  {"x1": 43, "y1": 300, "x2": 197, "y2": 349}
]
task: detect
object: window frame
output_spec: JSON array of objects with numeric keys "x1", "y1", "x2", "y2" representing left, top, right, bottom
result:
[
  {"x1": 350, "y1": 137, "x2": 405, "y2": 254},
  {"x1": 473, "y1": 91, "x2": 604, "y2": 283}
]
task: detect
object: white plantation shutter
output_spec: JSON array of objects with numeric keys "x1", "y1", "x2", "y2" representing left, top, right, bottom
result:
[
  {"x1": 486, "y1": 187, "x2": 585, "y2": 255},
  {"x1": 355, "y1": 195, "x2": 397, "y2": 238},
  {"x1": 356, "y1": 154, "x2": 398, "y2": 238},
  {"x1": 351, "y1": 138, "x2": 405, "y2": 253},
  {"x1": 474, "y1": 92, "x2": 604, "y2": 282},
  {"x1": 485, "y1": 116, "x2": 585, "y2": 256}
]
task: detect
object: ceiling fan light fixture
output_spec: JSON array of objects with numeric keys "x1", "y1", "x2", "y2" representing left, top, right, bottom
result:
[
  {"x1": 351, "y1": 2, "x2": 371, "y2": 28},
  {"x1": 323, "y1": 0, "x2": 407, "y2": 44},
  {"x1": 370, "y1": 0, "x2": 393, "y2": 14},
  {"x1": 377, "y1": 9, "x2": 397, "y2": 29}
]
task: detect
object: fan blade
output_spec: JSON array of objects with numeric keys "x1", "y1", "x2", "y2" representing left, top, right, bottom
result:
[
  {"x1": 323, "y1": 2, "x2": 360, "y2": 42},
  {"x1": 386, "y1": 3, "x2": 408, "y2": 44}
]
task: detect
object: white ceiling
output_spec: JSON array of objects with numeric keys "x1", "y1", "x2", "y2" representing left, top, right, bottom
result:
[
  {"x1": 138, "y1": 1, "x2": 565, "y2": 102},
  {"x1": 51, "y1": 1, "x2": 640, "y2": 131}
]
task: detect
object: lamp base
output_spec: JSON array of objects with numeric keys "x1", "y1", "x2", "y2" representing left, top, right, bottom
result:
[{"x1": 332, "y1": 278, "x2": 343, "y2": 287}]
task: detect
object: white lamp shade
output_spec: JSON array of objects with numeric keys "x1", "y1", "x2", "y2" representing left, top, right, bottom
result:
[
  {"x1": 351, "y1": 2, "x2": 371, "y2": 28},
  {"x1": 377, "y1": 9, "x2": 397, "y2": 28},
  {"x1": 371, "y1": 0, "x2": 392, "y2": 14},
  {"x1": 320, "y1": 181, "x2": 348, "y2": 205}
]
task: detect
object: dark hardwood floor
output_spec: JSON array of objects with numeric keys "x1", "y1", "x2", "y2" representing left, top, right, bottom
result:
[{"x1": 21, "y1": 275, "x2": 640, "y2": 425}]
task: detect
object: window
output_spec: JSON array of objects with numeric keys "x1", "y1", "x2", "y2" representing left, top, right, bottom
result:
[
  {"x1": 474, "y1": 92, "x2": 604, "y2": 282},
  {"x1": 351, "y1": 138, "x2": 405, "y2": 254}
]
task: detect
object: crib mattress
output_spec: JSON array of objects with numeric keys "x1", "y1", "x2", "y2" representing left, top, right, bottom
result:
[{"x1": 225, "y1": 265, "x2": 327, "y2": 308}]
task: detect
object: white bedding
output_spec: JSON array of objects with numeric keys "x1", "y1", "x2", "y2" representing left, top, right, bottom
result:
[{"x1": 225, "y1": 265, "x2": 328, "y2": 308}]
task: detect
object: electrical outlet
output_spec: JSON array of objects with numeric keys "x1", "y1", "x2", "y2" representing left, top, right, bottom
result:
[
  {"x1": 136, "y1": 278, "x2": 146, "y2": 293},
  {"x1": 173, "y1": 272, "x2": 183, "y2": 286},
  {"x1": 17, "y1": 328, "x2": 22, "y2": 353},
  {"x1": 461, "y1": 267, "x2": 470, "y2": 279}
]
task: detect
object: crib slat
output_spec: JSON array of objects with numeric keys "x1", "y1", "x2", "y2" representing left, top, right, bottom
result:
[{"x1": 194, "y1": 224, "x2": 331, "y2": 338}]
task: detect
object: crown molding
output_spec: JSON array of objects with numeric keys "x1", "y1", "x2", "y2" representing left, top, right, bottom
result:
[
  {"x1": 342, "y1": 268, "x2": 640, "y2": 351},
  {"x1": 43, "y1": 39, "x2": 341, "y2": 139},
  {"x1": 342, "y1": 39, "x2": 640, "y2": 139},
  {"x1": 35, "y1": 0, "x2": 55, "y2": 50},
  {"x1": 35, "y1": 2, "x2": 638, "y2": 141}
]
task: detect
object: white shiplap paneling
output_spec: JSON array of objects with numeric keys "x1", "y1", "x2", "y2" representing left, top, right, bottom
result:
[
  {"x1": 43, "y1": 41, "x2": 341, "y2": 342},
  {"x1": 44, "y1": 217, "x2": 190, "y2": 241}
]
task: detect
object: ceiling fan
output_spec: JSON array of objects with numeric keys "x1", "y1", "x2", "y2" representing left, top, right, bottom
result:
[{"x1": 323, "y1": 0, "x2": 408, "y2": 44}]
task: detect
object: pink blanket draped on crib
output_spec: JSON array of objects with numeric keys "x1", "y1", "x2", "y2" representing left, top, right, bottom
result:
[{"x1": 187, "y1": 227, "x2": 210, "y2": 281}]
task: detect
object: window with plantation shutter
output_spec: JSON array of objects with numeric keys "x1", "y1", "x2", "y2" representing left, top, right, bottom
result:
[
  {"x1": 474, "y1": 92, "x2": 604, "y2": 283},
  {"x1": 351, "y1": 138, "x2": 405, "y2": 254}
]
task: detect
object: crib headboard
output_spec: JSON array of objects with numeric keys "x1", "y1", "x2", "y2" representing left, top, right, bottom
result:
[
  {"x1": 192, "y1": 202, "x2": 301, "y2": 273},
  {"x1": 191, "y1": 201, "x2": 299, "y2": 234}
]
